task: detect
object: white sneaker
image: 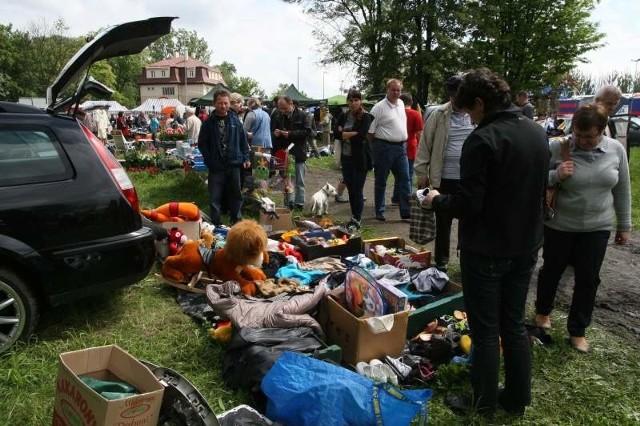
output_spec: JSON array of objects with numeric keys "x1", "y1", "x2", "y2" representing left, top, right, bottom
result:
[{"x1": 335, "y1": 193, "x2": 349, "y2": 203}]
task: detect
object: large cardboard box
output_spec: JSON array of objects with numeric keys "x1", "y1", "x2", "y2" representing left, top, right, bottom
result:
[
  {"x1": 52, "y1": 345, "x2": 164, "y2": 426},
  {"x1": 319, "y1": 288, "x2": 409, "y2": 366},
  {"x1": 260, "y1": 208, "x2": 293, "y2": 233},
  {"x1": 161, "y1": 220, "x2": 201, "y2": 241},
  {"x1": 363, "y1": 237, "x2": 431, "y2": 269}
]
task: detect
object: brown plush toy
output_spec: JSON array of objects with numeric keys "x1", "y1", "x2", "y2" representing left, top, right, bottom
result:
[{"x1": 161, "y1": 219, "x2": 269, "y2": 296}]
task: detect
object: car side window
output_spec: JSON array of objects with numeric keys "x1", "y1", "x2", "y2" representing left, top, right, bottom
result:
[{"x1": 0, "y1": 127, "x2": 71, "y2": 186}]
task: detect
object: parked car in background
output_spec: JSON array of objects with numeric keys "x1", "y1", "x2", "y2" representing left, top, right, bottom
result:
[
  {"x1": 629, "y1": 116, "x2": 640, "y2": 147},
  {"x1": 0, "y1": 17, "x2": 175, "y2": 354}
]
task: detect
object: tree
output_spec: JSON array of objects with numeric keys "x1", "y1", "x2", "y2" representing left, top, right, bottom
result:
[
  {"x1": 216, "y1": 61, "x2": 265, "y2": 97},
  {"x1": 148, "y1": 28, "x2": 211, "y2": 63},
  {"x1": 464, "y1": 0, "x2": 604, "y2": 94}
]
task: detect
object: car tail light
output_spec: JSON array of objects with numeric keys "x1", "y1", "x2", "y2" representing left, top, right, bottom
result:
[{"x1": 82, "y1": 126, "x2": 141, "y2": 211}]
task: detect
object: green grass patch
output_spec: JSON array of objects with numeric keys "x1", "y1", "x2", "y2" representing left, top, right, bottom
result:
[{"x1": 0, "y1": 149, "x2": 638, "y2": 424}]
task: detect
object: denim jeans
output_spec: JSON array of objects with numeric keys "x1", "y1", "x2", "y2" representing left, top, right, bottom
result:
[
  {"x1": 535, "y1": 226, "x2": 610, "y2": 337},
  {"x1": 461, "y1": 250, "x2": 537, "y2": 413},
  {"x1": 294, "y1": 161, "x2": 306, "y2": 205},
  {"x1": 372, "y1": 140, "x2": 410, "y2": 218},
  {"x1": 341, "y1": 155, "x2": 367, "y2": 221},
  {"x1": 207, "y1": 167, "x2": 243, "y2": 225},
  {"x1": 392, "y1": 159, "x2": 415, "y2": 204}
]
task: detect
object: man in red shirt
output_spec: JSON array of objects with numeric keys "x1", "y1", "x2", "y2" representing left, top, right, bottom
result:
[{"x1": 392, "y1": 93, "x2": 423, "y2": 204}]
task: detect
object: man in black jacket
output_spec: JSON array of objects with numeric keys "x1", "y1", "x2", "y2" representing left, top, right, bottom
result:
[
  {"x1": 270, "y1": 95, "x2": 312, "y2": 209},
  {"x1": 424, "y1": 69, "x2": 549, "y2": 418},
  {"x1": 198, "y1": 89, "x2": 251, "y2": 225}
]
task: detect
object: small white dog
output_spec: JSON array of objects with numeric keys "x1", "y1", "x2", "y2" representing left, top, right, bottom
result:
[{"x1": 310, "y1": 183, "x2": 338, "y2": 216}]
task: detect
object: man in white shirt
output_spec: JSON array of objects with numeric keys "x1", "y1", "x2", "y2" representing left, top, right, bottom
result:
[
  {"x1": 368, "y1": 78, "x2": 410, "y2": 221},
  {"x1": 184, "y1": 107, "x2": 202, "y2": 142}
]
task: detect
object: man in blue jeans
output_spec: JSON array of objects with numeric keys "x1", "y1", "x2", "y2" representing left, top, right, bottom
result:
[
  {"x1": 367, "y1": 78, "x2": 411, "y2": 221},
  {"x1": 424, "y1": 69, "x2": 549, "y2": 418}
]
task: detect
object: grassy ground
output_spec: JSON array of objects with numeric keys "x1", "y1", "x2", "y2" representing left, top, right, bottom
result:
[{"x1": 0, "y1": 149, "x2": 638, "y2": 425}]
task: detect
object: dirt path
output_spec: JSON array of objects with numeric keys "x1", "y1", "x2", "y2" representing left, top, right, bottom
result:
[{"x1": 303, "y1": 164, "x2": 640, "y2": 339}]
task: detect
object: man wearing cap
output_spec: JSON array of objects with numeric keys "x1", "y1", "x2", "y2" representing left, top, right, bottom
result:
[
  {"x1": 414, "y1": 75, "x2": 475, "y2": 272},
  {"x1": 367, "y1": 78, "x2": 411, "y2": 221}
]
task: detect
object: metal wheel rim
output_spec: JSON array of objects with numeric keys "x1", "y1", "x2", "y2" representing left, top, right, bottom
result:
[{"x1": 0, "y1": 280, "x2": 26, "y2": 353}]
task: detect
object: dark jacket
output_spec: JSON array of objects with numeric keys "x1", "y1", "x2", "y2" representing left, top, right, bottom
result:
[
  {"x1": 432, "y1": 107, "x2": 549, "y2": 257},
  {"x1": 335, "y1": 110, "x2": 374, "y2": 171},
  {"x1": 198, "y1": 111, "x2": 249, "y2": 169},
  {"x1": 270, "y1": 107, "x2": 312, "y2": 162}
]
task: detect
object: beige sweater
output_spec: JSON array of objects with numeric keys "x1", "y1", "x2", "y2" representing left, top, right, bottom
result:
[{"x1": 413, "y1": 102, "x2": 453, "y2": 187}]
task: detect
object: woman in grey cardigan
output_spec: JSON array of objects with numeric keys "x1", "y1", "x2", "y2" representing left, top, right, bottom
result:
[{"x1": 535, "y1": 103, "x2": 631, "y2": 353}]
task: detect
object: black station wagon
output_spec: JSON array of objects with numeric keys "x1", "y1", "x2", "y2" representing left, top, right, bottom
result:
[{"x1": 0, "y1": 17, "x2": 175, "y2": 353}]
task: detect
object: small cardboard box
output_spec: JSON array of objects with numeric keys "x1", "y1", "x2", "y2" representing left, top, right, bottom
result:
[
  {"x1": 260, "y1": 208, "x2": 293, "y2": 232},
  {"x1": 363, "y1": 237, "x2": 431, "y2": 269},
  {"x1": 292, "y1": 228, "x2": 362, "y2": 261},
  {"x1": 376, "y1": 280, "x2": 409, "y2": 314},
  {"x1": 406, "y1": 281, "x2": 465, "y2": 338},
  {"x1": 52, "y1": 345, "x2": 164, "y2": 426},
  {"x1": 161, "y1": 220, "x2": 201, "y2": 241},
  {"x1": 319, "y1": 288, "x2": 409, "y2": 365}
]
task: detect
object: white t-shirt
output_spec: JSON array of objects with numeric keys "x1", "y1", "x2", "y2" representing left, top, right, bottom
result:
[{"x1": 368, "y1": 98, "x2": 408, "y2": 142}]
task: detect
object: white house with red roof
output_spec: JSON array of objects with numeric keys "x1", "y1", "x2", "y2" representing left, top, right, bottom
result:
[{"x1": 138, "y1": 53, "x2": 225, "y2": 104}]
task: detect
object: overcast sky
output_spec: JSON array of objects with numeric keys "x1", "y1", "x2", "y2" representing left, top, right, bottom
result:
[{"x1": 1, "y1": 0, "x2": 638, "y2": 101}]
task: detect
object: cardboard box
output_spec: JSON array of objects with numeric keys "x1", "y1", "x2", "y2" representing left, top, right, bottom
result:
[
  {"x1": 363, "y1": 237, "x2": 431, "y2": 269},
  {"x1": 406, "y1": 281, "x2": 465, "y2": 338},
  {"x1": 319, "y1": 288, "x2": 409, "y2": 365},
  {"x1": 161, "y1": 220, "x2": 201, "y2": 241},
  {"x1": 292, "y1": 228, "x2": 362, "y2": 261},
  {"x1": 260, "y1": 208, "x2": 293, "y2": 232},
  {"x1": 52, "y1": 345, "x2": 164, "y2": 426}
]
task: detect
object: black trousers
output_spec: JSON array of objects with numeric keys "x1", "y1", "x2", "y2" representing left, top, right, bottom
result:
[
  {"x1": 434, "y1": 178, "x2": 460, "y2": 266},
  {"x1": 461, "y1": 250, "x2": 538, "y2": 413},
  {"x1": 535, "y1": 226, "x2": 610, "y2": 337}
]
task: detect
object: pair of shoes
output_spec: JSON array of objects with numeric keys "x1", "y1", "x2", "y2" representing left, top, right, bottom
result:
[
  {"x1": 446, "y1": 395, "x2": 495, "y2": 418},
  {"x1": 384, "y1": 355, "x2": 412, "y2": 381},
  {"x1": 570, "y1": 336, "x2": 589, "y2": 353},
  {"x1": 355, "y1": 359, "x2": 398, "y2": 385},
  {"x1": 535, "y1": 314, "x2": 552, "y2": 329},
  {"x1": 346, "y1": 218, "x2": 361, "y2": 232},
  {"x1": 498, "y1": 389, "x2": 526, "y2": 417},
  {"x1": 390, "y1": 201, "x2": 399, "y2": 206},
  {"x1": 335, "y1": 193, "x2": 349, "y2": 203},
  {"x1": 375, "y1": 215, "x2": 386, "y2": 221},
  {"x1": 400, "y1": 215, "x2": 410, "y2": 221},
  {"x1": 434, "y1": 264, "x2": 448, "y2": 273}
]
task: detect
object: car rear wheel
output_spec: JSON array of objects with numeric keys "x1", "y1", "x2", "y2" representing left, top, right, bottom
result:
[{"x1": 0, "y1": 268, "x2": 39, "y2": 354}]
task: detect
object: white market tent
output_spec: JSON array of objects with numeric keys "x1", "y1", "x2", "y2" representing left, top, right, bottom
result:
[
  {"x1": 80, "y1": 100, "x2": 129, "y2": 113},
  {"x1": 132, "y1": 98, "x2": 186, "y2": 115}
]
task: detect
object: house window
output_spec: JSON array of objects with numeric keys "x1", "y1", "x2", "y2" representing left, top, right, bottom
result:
[
  {"x1": 150, "y1": 70, "x2": 156, "y2": 78},
  {"x1": 188, "y1": 68, "x2": 195, "y2": 78},
  {"x1": 162, "y1": 87, "x2": 175, "y2": 96},
  {"x1": 161, "y1": 70, "x2": 166, "y2": 77}
]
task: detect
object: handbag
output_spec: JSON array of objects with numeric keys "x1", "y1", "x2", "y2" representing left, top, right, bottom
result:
[
  {"x1": 545, "y1": 137, "x2": 571, "y2": 220},
  {"x1": 409, "y1": 193, "x2": 436, "y2": 245}
]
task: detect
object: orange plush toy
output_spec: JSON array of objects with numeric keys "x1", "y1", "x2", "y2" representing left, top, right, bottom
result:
[
  {"x1": 162, "y1": 219, "x2": 269, "y2": 296},
  {"x1": 141, "y1": 202, "x2": 201, "y2": 222}
]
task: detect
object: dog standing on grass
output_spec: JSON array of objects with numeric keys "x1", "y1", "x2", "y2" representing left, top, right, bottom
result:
[{"x1": 310, "y1": 183, "x2": 338, "y2": 216}]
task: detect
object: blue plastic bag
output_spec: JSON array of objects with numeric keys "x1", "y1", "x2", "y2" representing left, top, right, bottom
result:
[{"x1": 261, "y1": 351, "x2": 432, "y2": 426}]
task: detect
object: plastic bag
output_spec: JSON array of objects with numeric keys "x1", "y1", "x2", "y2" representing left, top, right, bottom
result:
[{"x1": 262, "y1": 351, "x2": 432, "y2": 426}]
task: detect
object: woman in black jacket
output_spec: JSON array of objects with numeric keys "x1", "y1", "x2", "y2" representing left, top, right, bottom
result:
[
  {"x1": 334, "y1": 89, "x2": 373, "y2": 231},
  {"x1": 424, "y1": 69, "x2": 549, "y2": 418}
]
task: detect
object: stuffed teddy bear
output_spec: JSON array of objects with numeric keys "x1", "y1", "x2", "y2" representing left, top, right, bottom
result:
[{"x1": 162, "y1": 219, "x2": 270, "y2": 296}]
